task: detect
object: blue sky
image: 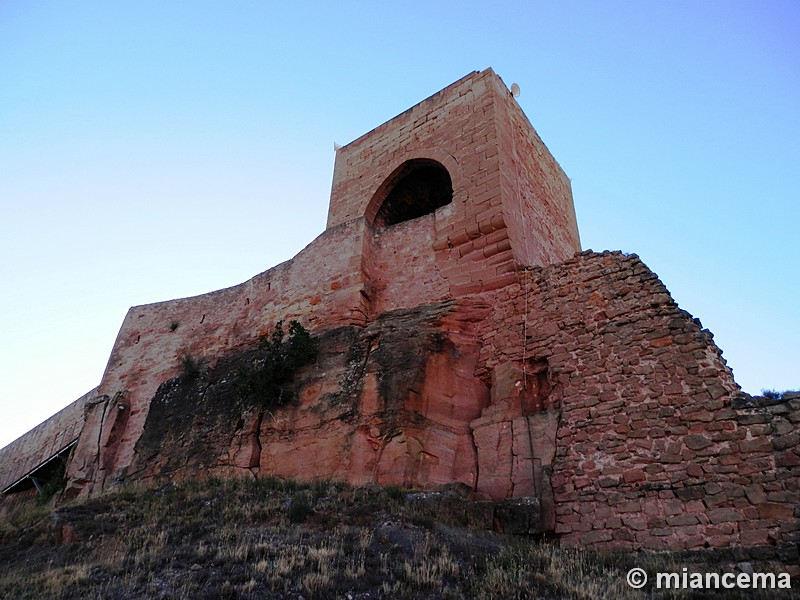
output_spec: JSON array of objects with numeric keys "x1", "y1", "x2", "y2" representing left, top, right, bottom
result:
[{"x1": 1, "y1": 1, "x2": 798, "y2": 449}]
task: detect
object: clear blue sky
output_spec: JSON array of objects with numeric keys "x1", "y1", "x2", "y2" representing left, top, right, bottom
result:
[{"x1": 1, "y1": 1, "x2": 798, "y2": 449}]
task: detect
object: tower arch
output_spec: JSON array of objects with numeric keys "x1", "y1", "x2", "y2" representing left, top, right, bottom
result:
[{"x1": 366, "y1": 159, "x2": 453, "y2": 228}]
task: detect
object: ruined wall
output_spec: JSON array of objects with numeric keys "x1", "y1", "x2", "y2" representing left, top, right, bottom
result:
[
  {"x1": 469, "y1": 250, "x2": 798, "y2": 564},
  {"x1": 57, "y1": 249, "x2": 799, "y2": 565},
  {"x1": 0, "y1": 390, "x2": 92, "y2": 493}
]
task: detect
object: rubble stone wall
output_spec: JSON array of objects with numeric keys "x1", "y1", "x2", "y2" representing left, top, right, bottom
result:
[{"x1": 471, "y1": 250, "x2": 798, "y2": 563}]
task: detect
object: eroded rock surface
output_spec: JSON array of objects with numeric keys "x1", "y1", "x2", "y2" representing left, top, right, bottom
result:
[{"x1": 120, "y1": 302, "x2": 492, "y2": 496}]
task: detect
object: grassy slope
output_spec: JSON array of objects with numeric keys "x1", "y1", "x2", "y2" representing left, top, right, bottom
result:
[{"x1": 0, "y1": 478, "x2": 793, "y2": 599}]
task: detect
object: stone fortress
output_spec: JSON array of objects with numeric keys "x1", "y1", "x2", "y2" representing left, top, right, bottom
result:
[{"x1": 1, "y1": 69, "x2": 797, "y2": 567}]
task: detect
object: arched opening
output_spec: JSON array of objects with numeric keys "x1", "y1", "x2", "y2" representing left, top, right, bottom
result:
[{"x1": 369, "y1": 159, "x2": 453, "y2": 228}]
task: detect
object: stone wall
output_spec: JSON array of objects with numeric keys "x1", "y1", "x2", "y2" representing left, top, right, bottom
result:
[
  {"x1": 0, "y1": 390, "x2": 91, "y2": 492},
  {"x1": 466, "y1": 250, "x2": 798, "y2": 564},
  {"x1": 67, "y1": 218, "x2": 372, "y2": 496},
  {"x1": 63, "y1": 68, "x2": 581, "y2": 497},
  {"x1": 494, "y1": 77, "x2": 580, "y2": 267},
  {"x1": 57, "y1": 248, "x2": 799, "y2": 567},
  {"x1": 91, "y1": 301, "x2": 489, "y2": 494}
]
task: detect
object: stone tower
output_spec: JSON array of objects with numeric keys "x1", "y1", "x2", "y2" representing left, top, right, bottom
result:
[
  {"x1": 326, "y1": 67, "x2": 580, "y2": 315},
  {"x1": 56, "y1": 68, "x2": 581, "y2": 497}
]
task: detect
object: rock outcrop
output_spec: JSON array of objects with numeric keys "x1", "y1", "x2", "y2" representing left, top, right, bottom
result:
[{"x1": 122, "y1": 301, "x2": 489, "y2": 492}]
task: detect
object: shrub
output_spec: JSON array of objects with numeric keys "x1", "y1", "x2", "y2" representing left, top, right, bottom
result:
[
  {"x1": 236, "y1": 320, "x2": 317, "y2": 409},
  {"x1": 760, "y1": 389, "x2": 799, "y2": 401},
  {"x1": 36, "y1": 461, "x2": 67, "y2": 505},
  {"x1": 287, "y1": 492, "x2": 312, "y2": 524},
  {"x1": 385, "y1": 485, "x2": 407, "y2": 503},
  {"x1": 179, "y1": 352, "x2": 207, "y2": 381}
]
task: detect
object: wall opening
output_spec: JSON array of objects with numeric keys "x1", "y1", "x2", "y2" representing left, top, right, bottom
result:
[{"x1": 368, "y1": 159, "x2": 453, "y2": 228}]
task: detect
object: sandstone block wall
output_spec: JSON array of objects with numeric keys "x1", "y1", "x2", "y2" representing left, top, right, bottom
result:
[
  {"x1": 67, "y1": 218, "x2": 373, "y2": 495},
  {"x1": 328, "y1": 68, "x2": 580, "y2": 290},
  {"x1": 493, "y1": 78, "x2": 580, "y2": 266}
]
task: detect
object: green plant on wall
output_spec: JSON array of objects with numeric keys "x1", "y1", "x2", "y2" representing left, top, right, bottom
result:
[
  {"x1": 761, "y1": 389, "x2": 798, "y2": 401},
  {"x1": 36, "y1": 460, "x2": 67, "y2": 505},
  {"x1": 179, "y1": 352, "x2": 207, "y2": 381},
  {"x1": 237, "y1": 320, "x2": 317, "y2": 408}
]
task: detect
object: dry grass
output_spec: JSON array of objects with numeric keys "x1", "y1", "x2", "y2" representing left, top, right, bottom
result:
[{"x1": 0, "y1": 476, "x2": 794, "y2": 599}]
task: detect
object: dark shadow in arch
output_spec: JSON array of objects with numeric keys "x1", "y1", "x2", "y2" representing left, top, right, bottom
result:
[{"x1": 369, "y1": 159, "x2": 453, "y2": 228}]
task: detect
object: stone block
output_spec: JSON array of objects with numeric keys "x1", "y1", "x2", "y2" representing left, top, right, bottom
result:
[
  {"x1": 684, "y1": 434, "x2": 713, "y2": 450},
  {"x1": 775, "y1": 450, "x2": 800, "y2": 468},
  {"x1": 758, "y1": 503, "x2": 795, "y2": 520},
  {"x1": 773, "y1": 432, "x2": 800, "y2": 451},
  {"x1": 707, "y1": 508, "x2": 743, "y2": 524}
]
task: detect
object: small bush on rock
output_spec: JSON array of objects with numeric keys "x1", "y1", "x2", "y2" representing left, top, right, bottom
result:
[
  {"x1": 236, "y1": 320, "x2": 317, "y2": 409},
  {"x1": 36, "y1": 461, "x2": 67, "y2": 505},
  {"x1": 179, "y1": 352, "x2": 207, "y2": 381}
]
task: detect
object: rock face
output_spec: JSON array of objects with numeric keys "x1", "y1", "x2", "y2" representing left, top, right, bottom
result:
[
  {"x1": 2, "y1": 69, "x2": 797, "y2": 568},
  {"x1": 122, "y1": 301, "x2": 490, "y2": 492}
]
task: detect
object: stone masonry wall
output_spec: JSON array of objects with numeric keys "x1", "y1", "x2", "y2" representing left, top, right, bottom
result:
[
  {"x1": 4, "y1": 69, "x2": 795, "y2": 570},
  {"x1": 66, "y1": 69, "x2": 582, "y2": 496},
  {"x1": 327, "y1": 71, "x2": 492, "y2": 231},
  {"x1": 68, "y1": 218, "x2": 372, "y2": 496},
  {"x1": 466, "y1": 250, "x2": 798, "y2": 564},
  {"x1": 329, "y1": 69, "x2": 579, "y2": 292},
  {"x1": 493, "y1": 76, "x2": 580, "y2": 267},
  {"x1": 365, "y1": 211, "x2": 449, "y2": 317}
]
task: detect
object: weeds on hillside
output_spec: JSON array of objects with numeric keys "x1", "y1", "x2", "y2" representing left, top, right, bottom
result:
[{"x1": 0, "y1": 477, "x2": 792, "y2": 599}]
